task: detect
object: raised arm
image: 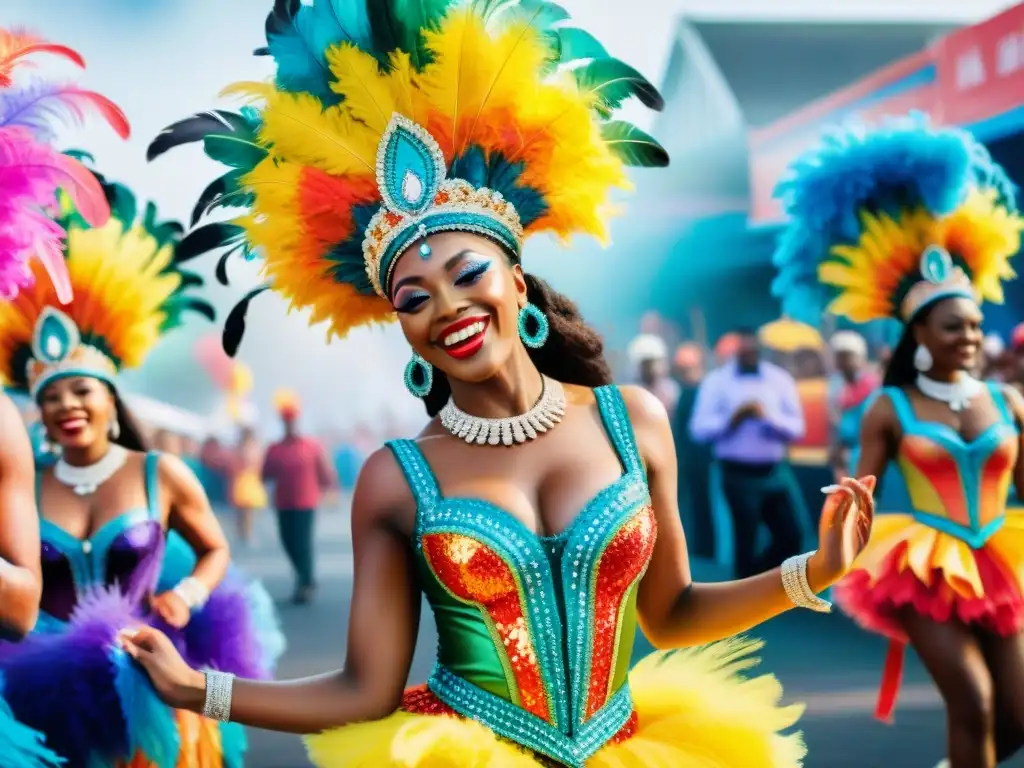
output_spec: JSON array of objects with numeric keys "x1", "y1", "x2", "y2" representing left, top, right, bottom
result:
[
  {"x1": 622, "y1": 385, "x2": 873, "y2": 648},
  {"x1": 122, "y1": 446, "x2": 422, "y2": 732},
  {"x1": 0, "y1": 395, "x2": 43, "y2": 637}
]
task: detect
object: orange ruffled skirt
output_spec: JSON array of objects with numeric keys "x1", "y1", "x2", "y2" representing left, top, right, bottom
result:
[
  {"x1": 833, "y1": 512, "x2": 1024, "y2": 719},
  {"x1": 305, "y1": 638, "x2": 806, "y2": 767}
]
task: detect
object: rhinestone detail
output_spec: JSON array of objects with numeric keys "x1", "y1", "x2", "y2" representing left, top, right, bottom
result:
[
  {"x1": 387, "y1": 386, "x2": 654, "y2": 763},
  {"x1": 440, "y1": 376, "x2": 566, "y2": 446}
]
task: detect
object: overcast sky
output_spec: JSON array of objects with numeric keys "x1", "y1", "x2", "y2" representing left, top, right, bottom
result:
[{"x1": 3, "y1": 0, "x2": 1015, "y2": 433}]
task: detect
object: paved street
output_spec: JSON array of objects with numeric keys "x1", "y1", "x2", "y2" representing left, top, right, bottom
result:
[{"x1": 227, "y1": 505, "x2": 1024, "y2": 768}]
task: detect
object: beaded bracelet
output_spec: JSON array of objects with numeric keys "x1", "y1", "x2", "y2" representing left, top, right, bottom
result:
[
  {"x1": 781, "y1": 552, "x2": 832, "y2": 613},
  {"x1": 172, "y1": 576, "x2": 210, "y2": 611},
  {"x1": 202, "y1": 670, "x2": 235, "y2": 722}
]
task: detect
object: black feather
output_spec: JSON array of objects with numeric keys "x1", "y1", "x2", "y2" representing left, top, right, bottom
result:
[
  {"x1": 175, "y1": 222, "x2": 245, "y2": 264},
  {"x1": 215, "y1": 243, "x2": 245, "y2": 286},
  {"x1": 254, "y1": 46, "x2": 270, "y2": 56},
  {"x1": 147, "y1": 110, "x2": 251, "y2": 162},
  {"x1": 223, "y1": 286, "x2": 268, "y2": 357},
  {"x1": 179, "y1": 298, "x2": 217, "y2": 322}
]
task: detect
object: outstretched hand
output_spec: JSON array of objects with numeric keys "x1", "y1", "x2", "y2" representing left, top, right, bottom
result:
[
  {"x1": 118, "y1": 626, "x2": 206, "y2": 711},
  {"x1": 808, "y1": 476, "x2": 876, "y2": 591}
]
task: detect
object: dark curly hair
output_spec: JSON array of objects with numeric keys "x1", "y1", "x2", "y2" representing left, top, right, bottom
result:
[{"x1": 421, "y1": 273, "x2": 613, "y2": 417}]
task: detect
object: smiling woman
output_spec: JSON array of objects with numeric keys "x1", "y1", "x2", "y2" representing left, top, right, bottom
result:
[
  {"x1": 0, "y1": 164, "x2": 284, "y2": 768},
  {"x1": 133, "y1": 1, "x2": 880, "y2": 766}
]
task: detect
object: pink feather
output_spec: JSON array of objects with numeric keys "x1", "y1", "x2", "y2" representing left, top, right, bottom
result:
[
  {"x1": 0, "y1": 80, "x2": 131, "y2": 141},
  {"x1": 0, "y1": 126, "x2": 111, "y2": 303}
]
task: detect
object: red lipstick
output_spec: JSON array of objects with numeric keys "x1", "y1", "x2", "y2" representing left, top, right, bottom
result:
[{"x1": 437, "y1": 315, "x2": 490, "y2": 360}]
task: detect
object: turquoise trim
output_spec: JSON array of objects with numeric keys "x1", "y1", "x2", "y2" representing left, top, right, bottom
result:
[
  {"x1": 37, "y1": 451, "x2": 162, "y2": 592},
  {"x1": 379, "y1": 211, "x2": 520, "y2": 293},
  {"x1": 427, "y1": 663, "x2": 633, "y2": 768},
  {"x1": 905, "y1": 286, "x2": 976, "y2": 321},
  {"x1": 885, "y1": 384, "x2": 1017, "y2": 549},
  {"x1": 909, "y1": 510, "x2": 1005, "y2": 548},
  {"x1": 33, "y1": 367, "x2": 116, "y2": 398},
  {"x1": 387, "y1": 385, "x2": 653, "y2": 757}
]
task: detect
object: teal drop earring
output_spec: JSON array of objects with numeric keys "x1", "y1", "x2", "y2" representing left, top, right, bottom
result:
[
  {"x1": 417, "y1": 223, "x2": 431, "y2": 259},
  {"x1": 404, "y1": 352, "x2": 433, "y2": 398},
  {"x1": 518, "y1": 303, "x2": 549, "y2": 348}
]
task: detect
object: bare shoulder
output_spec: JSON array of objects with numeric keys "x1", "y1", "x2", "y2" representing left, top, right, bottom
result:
[
  {"x1": 618, "y1": 384, "x2": 671, "y2": 430},
  {"x1": 155, "y1": 451, "x2": 201, "y2": 490},
  {"x1": 1000, "y1": 383, "x2": 1024, "y2": 418},
  {"x1": 352, "y1": 445, "x2": 416, "y2": 531},
  {"x1": 861, "y1": 388, "x2": 897, "y2": 431},
  {"x1": 0, "y1": 396, "x2": 29, "y2": 456}
]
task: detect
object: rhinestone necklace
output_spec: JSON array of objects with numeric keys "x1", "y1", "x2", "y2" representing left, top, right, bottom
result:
[
  {"x1": 915, "y1": 373, "x2": 984, "y2": 412},
  {"x1": 54, "y1": 444, "x2": 128, "y2": 495},
  {"x1": 440, "y1": 376, "x2": 567, "y2": 446}
]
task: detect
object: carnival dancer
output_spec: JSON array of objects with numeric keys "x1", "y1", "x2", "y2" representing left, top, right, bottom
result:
[
  {"x1": 129, "y1": 2, "x2": 874, "y2": 766},
  {"x1": 772, "y1": 116, "x2": 1024, "y2": 767},
  {"x1": 0, "y1": 166, "x2": 283, "y2": 768}
]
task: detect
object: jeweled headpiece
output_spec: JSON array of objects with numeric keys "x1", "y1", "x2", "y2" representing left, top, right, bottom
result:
[
  {"x1": 0, "y1": 163, "x2": 214, "y2": 398},
  {"x1": 771, "y1": 115, "x2": 1022, "y2": 325},
  {"x1": 146, "y1": 0, "x2": 668, "y2": 354}
]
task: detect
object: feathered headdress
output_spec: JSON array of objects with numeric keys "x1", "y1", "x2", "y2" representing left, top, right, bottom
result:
[
  {"x1": 146, "y1": 0, "x2": 668, "y2": 354},
  {"x1": 771, "y1": 115, "x2": 1022, "y2": 326},
  {"x1": 0, "y1": 161, "x2": 214, "y2": 398},
  {"x1": 0, "y1": 28, "x2": 130, "y2": 303}
]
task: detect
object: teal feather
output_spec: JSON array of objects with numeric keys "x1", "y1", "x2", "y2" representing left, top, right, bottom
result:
[
  {"x1": 267, "y1": 0, "x2": 373, "y2": 102},
  {"x1": 367, "y1": 0, "x2": 459, "y2": 70},
  {"x1": 554, "y1": 27, "x2": 608, "y2": 64},
  {"x1": 111, "y1": 648, "x2": 180, "y2": 768},
  {"x1": 0, "y1": 673, "x2": 62, "y2": 768},
  {"x1": 574, "y1": 57, "x2": 664, "y2": 118},
  {"x1": 599, "y1": 121, "x2": 669, "y2": 168},
  {"x1": 219, "y1": 723, "x2": 248, "y2": 768}
]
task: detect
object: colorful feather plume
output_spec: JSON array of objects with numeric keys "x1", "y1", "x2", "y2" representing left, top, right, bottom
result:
[
  {"x1": 771, "y1": 115, "x2": 1023, "y2": 325},
  {"x1": 148, "y1": 0, "x2": 668, "y2": 351},
  {"x1": 0, "y1": 163, "x2": 214, "y2": 391},
  {"x1": 0, "y1": 28, "x2": 129, "y2": 305}
]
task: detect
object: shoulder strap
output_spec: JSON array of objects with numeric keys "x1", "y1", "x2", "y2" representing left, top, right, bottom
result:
[
  {"x1": 987, "y1": 381, "x2": 1015, "y2": 425},
  {"x1": 386, "y1": 439, "x2": 441, "y2": 510},
  {"x1": 144, "y1": 451, "x2": 161, "y2": 519},
  {"x1": 594, "y1": 385, "x2": 643, "y2": 474},
  {"x1": 881, "y1": 386, "x2": 916, "y2": 426}
]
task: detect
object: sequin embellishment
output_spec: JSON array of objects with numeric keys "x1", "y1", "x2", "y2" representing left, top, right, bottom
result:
[
  {"x1": 387, "y1": 386, "x2": 652, "y2": 768},
  {"x1": 422, "y1": 532, "x2": 550, "y2": 721},
  {"x1": 584, "y1": 505, "x2": 657, "y2": 719}
]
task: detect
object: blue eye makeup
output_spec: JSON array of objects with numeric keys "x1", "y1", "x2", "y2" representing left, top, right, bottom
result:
[
  {"x1": 394, "y1": 290, "x2": 429, "y2": 313},
  {"x1": 454, "y1": 259, "x2": 491, "y2": 286}
]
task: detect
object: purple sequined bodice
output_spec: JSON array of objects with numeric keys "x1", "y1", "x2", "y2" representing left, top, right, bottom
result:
[{"x1": 37, "y1": 453, "x2": 165, "y2": 622}]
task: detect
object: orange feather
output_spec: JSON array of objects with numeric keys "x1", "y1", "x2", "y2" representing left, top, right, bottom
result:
[{"x1": 0, "y1": 29, "x2": 84, "y2": 87}]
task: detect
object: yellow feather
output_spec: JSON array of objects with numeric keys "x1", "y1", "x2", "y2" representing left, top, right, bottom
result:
[
  {"x1": 0, "y1": 218, "x2": 183, "y2": 386},
  {"x1": 258, "y1": 89, "x2": 376, "y2": 175},
  {"x1": 327, "y1": 46, "x2": 420, "y2": 135}
]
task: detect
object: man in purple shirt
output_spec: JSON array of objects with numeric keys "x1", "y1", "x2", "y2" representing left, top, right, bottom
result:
[{"x1": 689, "y1": 328, "x2": 805, "y2": 578}]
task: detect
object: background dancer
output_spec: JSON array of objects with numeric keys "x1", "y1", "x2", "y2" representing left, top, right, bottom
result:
[{"x1": 772, "y1": 117, "x2": 1024, "y2": 768}]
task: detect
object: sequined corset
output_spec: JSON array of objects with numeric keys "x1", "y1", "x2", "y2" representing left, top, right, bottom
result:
[
  {"x1": 39, "y1": 451, "x2": 165, "y2": 622},
  {"x1": 886, "y1": 384, "x2": 1018, "y2": 549},
  {"x1": 389, "y1": 386, "x2": 657, "y2": 768}
]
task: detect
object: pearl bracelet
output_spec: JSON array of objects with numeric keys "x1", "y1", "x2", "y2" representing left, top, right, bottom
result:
[
  {"x1": 202, "y1": 670, "x2": 235, "y2": 722},
  {"x1": 172, "y1": 576, "x2": 210, "y2": 611},
  {"x1": 781, "y1": 552, "x2": 832, "y2": 613}
]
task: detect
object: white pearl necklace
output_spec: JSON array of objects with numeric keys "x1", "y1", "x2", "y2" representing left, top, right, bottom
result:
[
  {"x1": 915, "y1": 373, "x2": 984, "y2": 412},
  {"x1": 440, "y1": 376, "x2": 566, "y2": 446},
  {"x1": 54, "y1": 444, "x2": 129, "y2": 495}
]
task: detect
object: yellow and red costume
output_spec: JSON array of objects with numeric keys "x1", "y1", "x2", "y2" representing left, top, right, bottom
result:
[
  {"x1": 148, "y1": 0, "x2": 805, "y2": 765},
  {"x1": 771, "y1": 115, "x2": 1024, "y2": 721}
]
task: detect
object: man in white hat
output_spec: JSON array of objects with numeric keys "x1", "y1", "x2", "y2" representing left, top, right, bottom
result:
[
  {"x1": 627, "y1": 333, "x2": 680, "y2": 413},
  {"x1": 827, "y1": 331, "x2": 880, "y2": 481}
]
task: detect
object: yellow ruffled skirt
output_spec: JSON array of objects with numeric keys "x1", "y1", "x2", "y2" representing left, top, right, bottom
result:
[
  {"x1": 305, "y1": 638, "x2": 805, "y2": 767},
  {"x1": 231, "y1": 468, "x2": 268, "y2": 510},
  {"x1": 833, "y1": 512, "x2": 1024, "y2": 720}
]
